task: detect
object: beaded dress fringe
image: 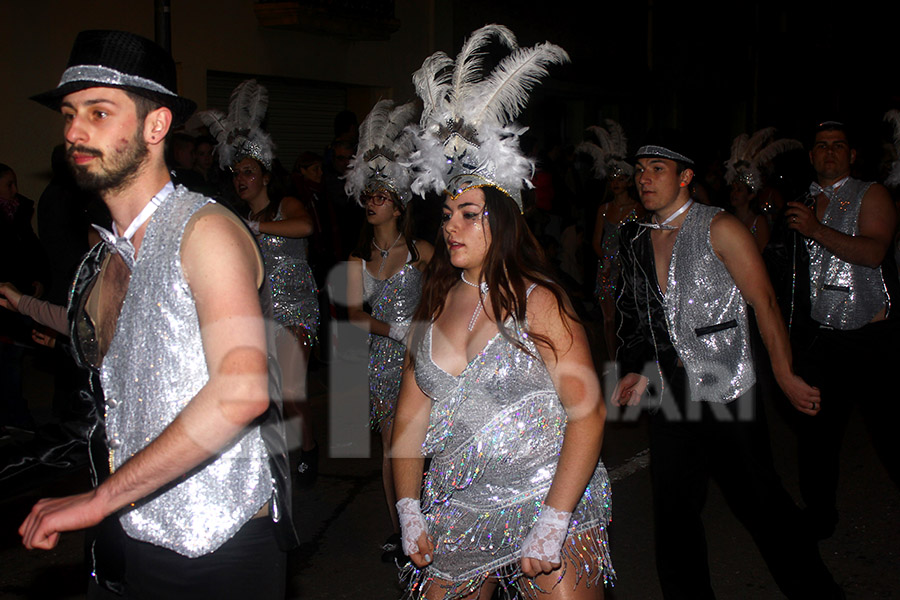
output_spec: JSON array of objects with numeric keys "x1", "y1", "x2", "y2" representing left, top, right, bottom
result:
[{"x1": 399, "y1": 526, "x2": 615, "y2": 600}]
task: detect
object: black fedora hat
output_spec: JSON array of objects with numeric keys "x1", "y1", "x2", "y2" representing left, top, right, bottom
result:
[{"x1": 31, "y1": 30, "x2": 196, "y2": 125}]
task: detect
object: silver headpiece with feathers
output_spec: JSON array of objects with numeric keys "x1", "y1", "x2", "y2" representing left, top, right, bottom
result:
[
  {"x1": 883, "y1": 110, "x2": 900, "y2": 187},
  {"x1": 198, "y1": 79, "x2": 276, "y2": 170},
  {"x1": 724, "y1": 127, "x2": 801, "y2": 193},
  {"x1": 409, "y1": 24, "x2": 569, "y2": 212},
  {"x1": 344, "y1": 99, "x2": 418, "y2": 208},
  {"x1": 577, "y1": 119, "x2": 632, "y2": 180}
]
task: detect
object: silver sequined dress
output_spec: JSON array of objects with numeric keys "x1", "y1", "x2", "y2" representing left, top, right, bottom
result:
[
  {"x1": 405, "y1": 294, "x2": 614, "y2": 598},
  {"x1": 362, "y1": 252, "x2": 423, "y2": 431},
  {"x1": 257, "y1": 206, "x2": 319, "y2": 341}
]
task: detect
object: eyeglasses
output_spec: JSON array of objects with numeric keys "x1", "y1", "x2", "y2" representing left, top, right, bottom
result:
[{"x1": 364, "y1": 192, "x2": 393, "y2": 206}]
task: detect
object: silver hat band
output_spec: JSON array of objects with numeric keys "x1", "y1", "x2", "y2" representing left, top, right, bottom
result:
[
  {"x1": 636, "y1": 145, "x2": 694, "y2": 165},
  {"x1": 58, "y1": 65, "x2": 177, "y2": 97}
]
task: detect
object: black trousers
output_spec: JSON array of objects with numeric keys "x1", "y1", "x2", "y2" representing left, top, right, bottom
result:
[
  {"x1": 87, "y1": 516, "x2": 286, "y2": 600},
  {"x1": 648, "y1": 369, "x2": 839, "y2": 600},
  {"x1": 794, "y1": 318, "x2": 900, "y2": 526}
]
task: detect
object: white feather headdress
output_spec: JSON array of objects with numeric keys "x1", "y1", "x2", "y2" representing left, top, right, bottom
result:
[
  {"x1": 576, "y1": 119, "x2": 632, "y2": 180},
  {"x1": 409, "y1": 24, "x2": 569, "y2": 211},
  {"x1": 724, "y1": 127, "x2": 801, "y2": 193},
  {"x1": 883, "y1": 110, "x2": 900, "y2": 187},
  {"x1": 197, "y1": 79, "x2": 276, "y2": 170},
  {"x1": 344, "y1": 99, "x2": 418, "y2": 207}
]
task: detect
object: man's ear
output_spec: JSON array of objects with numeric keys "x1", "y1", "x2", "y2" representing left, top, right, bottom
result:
[
  {"x1": 680, "y1": 168, "x2": 694, "y2": 187},
  {"x1": 850, "y1": 148, "x2": 857, "y2": 165},
  {"x1": 144, "y1": 107, "x2": 173, "y2": 146}
]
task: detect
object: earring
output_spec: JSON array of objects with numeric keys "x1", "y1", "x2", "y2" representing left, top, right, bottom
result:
[{"x1": 679, "y1": 181, "x2": 687, "y2": 187}]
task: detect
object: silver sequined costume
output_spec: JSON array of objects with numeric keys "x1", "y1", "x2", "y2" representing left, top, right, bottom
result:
[
  {"x1": 256, "y1": 205, "x2": 319, "y2": 342},
  {"x1": 404, "y1": 292, "x2": 614, "y2": 598},
  {"x1": 595, "y1": 208, "x2": 639, "y2": 301},
  {"x1": 805, "y1": 177, "x2": 890, "y2": 329},
  {"x1": 98, "y1": 187, "x2": 273, "y2": 557},
  {"x1": 362, "y1": 251, "x2": 423, "y2": 431}
]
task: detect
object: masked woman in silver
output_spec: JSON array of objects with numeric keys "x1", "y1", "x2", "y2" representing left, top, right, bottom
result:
[
  {"x1": 392, "y1": 25, "x2": 614, "y2": 600},
  {"x1": 201, "y1": 81, "x2": 320, "y2": 469},
  {"x1": 344, "y1": 99, "x2": 433, "y2": 560}
]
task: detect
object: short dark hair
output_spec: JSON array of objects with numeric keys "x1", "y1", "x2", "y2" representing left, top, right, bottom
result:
[
  {"x1": 124, "y1": 90, "x2": 163, "y2": 124},
  {"x1": 813, "y1": 120, "x2": 853, "y2": 148}
]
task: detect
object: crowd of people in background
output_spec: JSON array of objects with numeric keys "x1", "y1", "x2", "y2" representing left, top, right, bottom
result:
[{"x1": 2, "y1": 24, "x2": 900, "y2": 600}]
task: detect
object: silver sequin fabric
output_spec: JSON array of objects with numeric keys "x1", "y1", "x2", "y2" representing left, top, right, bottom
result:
[
  {"x1": 806, "y1": 178, "x2": 889, "y2": 329},
  {"x1": 101, "y1": 188, "x2": 272, "y2": 558},
  {"x1": 362, "y1": 255, "x2": 422, "y2": 431},
  {"x1": 256, "y1": 207, "x2": 319, "y2": 341},
  {"x1": 665, "y1": 203, "x2": 755, "y2": 403},
  {"x1": 405, "y1": 307, "x2": 614, "y2": 597}
]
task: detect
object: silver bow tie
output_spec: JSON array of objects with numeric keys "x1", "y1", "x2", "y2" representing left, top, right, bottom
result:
[
  {"x1": 92, "y1": 225, "x2": 137, "y2": 271},
  {"x1": 809, "y1": 177, "x2": 847, "y2": 201}
]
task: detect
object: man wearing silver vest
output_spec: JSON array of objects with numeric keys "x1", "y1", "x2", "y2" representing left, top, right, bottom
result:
[
  {"x1": 785, "y1": 120, "x2": 900, "y2": 541},
  {"x1": 19, "y1": 30, "x2": 296, "y2": 598},
  {"x1": 612, "y1": 138, "x2": 843, "y2": 599}
]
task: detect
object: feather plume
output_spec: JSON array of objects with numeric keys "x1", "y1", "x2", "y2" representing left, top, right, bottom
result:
[
  {"x1": 450, "y1": 24, "x2": 518, "y2": 106},
  {"x1": 725, "y1": 127, "x2": 798, "y2": 191},
  {"x1": 586, "y1": 126, "x2": 614, "y2": 156},
  {"x1": 578, "y1": 119, "x2": 631, "y2": 179},
  {"x1": 227, "y1": 79, "x2": 268, "y2": 131},
  {"x1": 345, "y1": 99, "x2": 420, "y2": 205},
  {"x1": 198, "y1": 109, "x2": 228, "y2": 144},
  {"x1": 413, "y1": 52, "x2": 454, "y2": 124},
  {"x1": 753, "y1": 138, "x2": 802, "y2": 169},
  {"x1": 463, "y1": 42, "x2": 569, "y2": 129},
  {"x1": 741, "y1": 127, "x2": 775, "y2": 162},
  {"x1": 604, "y1": 119, "x2": 628, "y2": 157},
  {"x1": 196, "y1": 79, "x2": 274, "y2": 170},
  {"x1": 575, "y1": 142, "x2": 608, "y2": 179},
  {"x1": 883, "y1": 110, "x2": 900, "y2": 187}
]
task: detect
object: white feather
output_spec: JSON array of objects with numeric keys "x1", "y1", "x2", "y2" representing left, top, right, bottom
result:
[
  {"x1": 450, "y1": 24, "x2": 518, "y2": 106},
  {"x1": 463, "y1": 42, "x2": 569, "y2": 129}
]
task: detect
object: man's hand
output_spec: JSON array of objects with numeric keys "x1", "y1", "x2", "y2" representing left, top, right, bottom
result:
[
  {"x1": 0, "y1": 282, "x2": 23, "y2": 312},
  {"x1": 785, "y1": 201, "x2": 822, "y2": 239},
  {"x1": 32, "y1": 328, "x2": 57, "y2": 348},
  {"x1": 777, "y1": 372, "x2": 822, "y2": 416},
  {"x1": 19, "y1": 490, "x2": 108, "y2": 550},
  {"x1": 610, "y1": 373, "x2": 649, "y2": 406}
]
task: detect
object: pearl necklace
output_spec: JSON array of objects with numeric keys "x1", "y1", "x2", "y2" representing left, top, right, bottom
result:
[{"x1": 461, "y1": 272, "x2": 489, "y2": 331}]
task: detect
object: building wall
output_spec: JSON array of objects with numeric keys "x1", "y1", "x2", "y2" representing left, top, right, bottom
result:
[{"x1": 0, "y1": 0, "x2": 451, "y2": 205}]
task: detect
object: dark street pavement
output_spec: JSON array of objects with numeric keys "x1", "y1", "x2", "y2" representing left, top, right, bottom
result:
[{"x1": 1, "y1": 319, "x2": 898, "y2": 599}]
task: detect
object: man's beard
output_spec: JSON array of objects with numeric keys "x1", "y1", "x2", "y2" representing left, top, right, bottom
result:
[{"x1": 67, "y1": 128, "x2": 149, "y2": 193}]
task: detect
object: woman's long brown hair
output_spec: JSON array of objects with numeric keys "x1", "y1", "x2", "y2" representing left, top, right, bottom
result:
[{"x1": 410, "y1": 185, "x2": 576, "y2": 363}]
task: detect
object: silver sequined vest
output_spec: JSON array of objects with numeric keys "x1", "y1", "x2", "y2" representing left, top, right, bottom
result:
[
  {"x1": 665, "y1": 203, "x2": 755, "y2": 403},
  {"x1": 806, "y1": 178, "x2": 889, "y2": 330},
  {"x1": 101, "y1": 187, "x2": 272, "y2": 557}
]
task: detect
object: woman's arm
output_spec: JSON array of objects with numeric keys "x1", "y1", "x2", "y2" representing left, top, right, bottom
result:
[
  {"x1": 524, "y1": 285, "x2": 607, "y2": 575},
  {"x1": 391, "y1": 356, "x2": 434, "y2": 566},
  {"x1": 346, "y1": 255, "x2": 391, "y2": 337},
  {"x1": 257, "y1": 196, "x2": 314, "y2": 238}
]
